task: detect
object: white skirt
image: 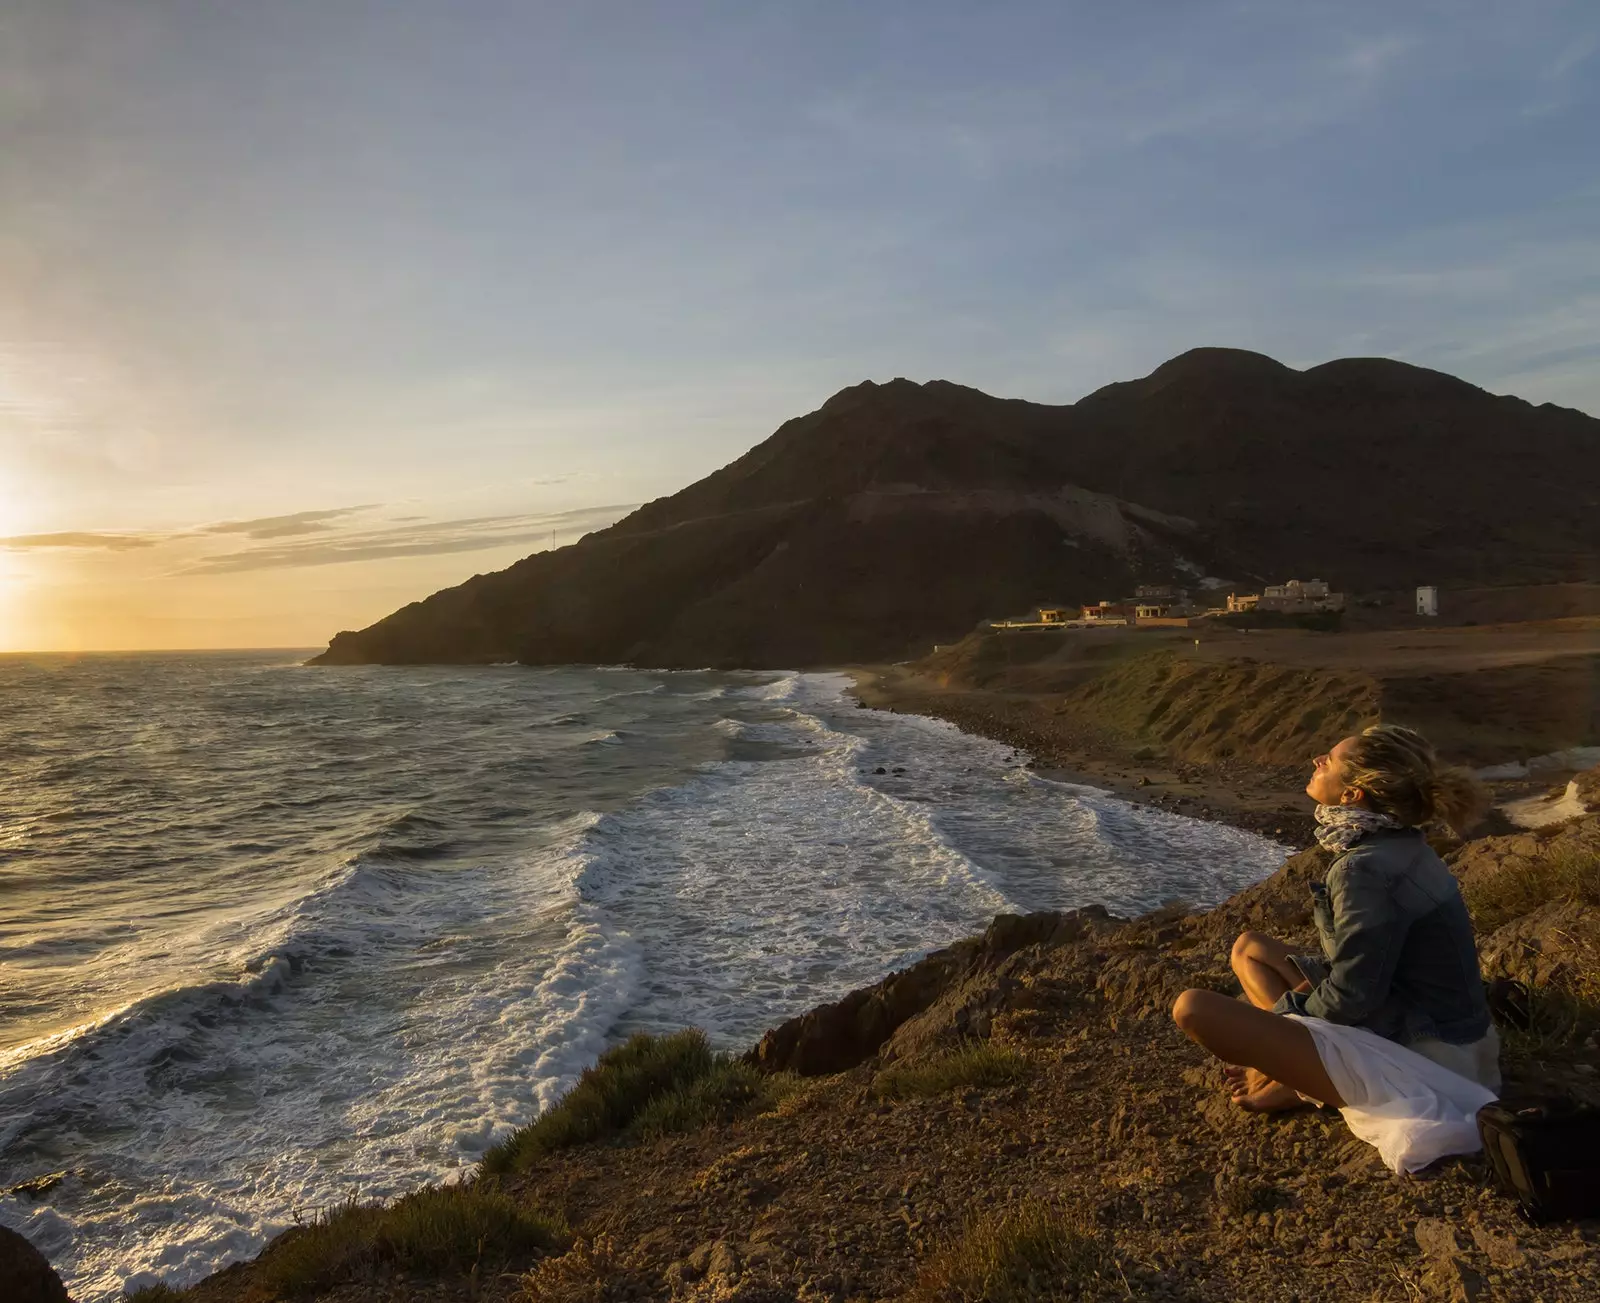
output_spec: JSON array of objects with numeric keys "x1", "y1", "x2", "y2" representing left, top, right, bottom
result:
[{"x1": 1287, "y1": 1015, "x2": 1499, "y2": 1174}]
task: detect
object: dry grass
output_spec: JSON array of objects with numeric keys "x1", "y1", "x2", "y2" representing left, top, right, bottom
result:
[
  {"x1": 480, "y1": 1029, "x2": 797, "y2": 1175},
  {"x1": 909, "y1": 1203, "x2": 1116, "y2": 1302},
  {"x1": 871, "y1": 1043, "x2": 1028, "y2": 1101},
  {"x1": 125, "y1": 1288, "x2": 185, "y2": 1303},
  {"x1": 1501, "y1": 941, "x2": 1600, "y2": 1056},
  {"x1": 1463, "y1": 844, "x2": 1600, "y2": 932},
  {"x1": 255, "y1": 1184, "x2": 566, "y2": 1296},
  {"x1": 518, "y1": 1235, "x2": 635, "y2": 1302}
]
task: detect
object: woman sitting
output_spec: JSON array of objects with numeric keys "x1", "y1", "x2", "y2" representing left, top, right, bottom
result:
[{"x1": 1172, "y1": 724, "x2": 1498, "y2": 1121}]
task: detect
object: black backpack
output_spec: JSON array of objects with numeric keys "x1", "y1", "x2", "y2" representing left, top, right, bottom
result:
[{"x1": 1477, "y1": 1096, "x2": 1600, "y2": 1224}]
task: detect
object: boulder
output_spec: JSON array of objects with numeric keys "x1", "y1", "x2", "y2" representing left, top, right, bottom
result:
[
  {"x1": 0, "y1": 1227, "x2": 70, "y2": 1303},
  {"x1": 1478, "y1": 900, "x2": 1600, "y2": 995},
  {"x1": 746, "y1": 908, "x2": 1115, "y2": 1074}
]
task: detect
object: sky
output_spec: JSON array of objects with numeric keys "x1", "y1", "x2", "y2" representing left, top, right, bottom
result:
[{"x1": 0, "y1": 1, "x2": 1596, "y2": 651}]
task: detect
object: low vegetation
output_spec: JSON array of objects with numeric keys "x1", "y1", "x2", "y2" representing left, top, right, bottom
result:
[
  {"x1": 871, "y1": 1043, "x2": 1028, "y2": 1100},
  {"x1": 518, "y1": 1235, "x2": 635, "y2": 1302},
  {"x1": 1066, "y1": 650, "x2": 1377, "y2": 765},
  {"x1": 1462, "y1": 843, "x2": 1600, "y2": 933},
  {"x1": 909, "y1": 1203, "x2": 1115, "y2": 1303},
  {"x1": 480, "y1": 1029, "x2": 797, "y2": 1175},
  {"x1": 1463, "y1": 839, "x2": 1600, "y2": 1053},
  {"x1": 254, "y1": 1185, "x2": 566, "y2": 1296}
]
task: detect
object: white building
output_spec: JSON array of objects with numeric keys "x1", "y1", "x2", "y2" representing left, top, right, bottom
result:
[{"x1": 1416, "y1": 586, "x2": 1439, "y2": 617}]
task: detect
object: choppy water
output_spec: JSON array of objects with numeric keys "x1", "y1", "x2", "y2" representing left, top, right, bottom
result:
[{"x1": 0, "y1": 652, "x2": 1287, "y2": 1298}]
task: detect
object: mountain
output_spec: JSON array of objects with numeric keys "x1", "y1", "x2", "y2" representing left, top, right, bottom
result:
[{"x1": 310, "y1": 348, "x2": 1600, "y2": 668}]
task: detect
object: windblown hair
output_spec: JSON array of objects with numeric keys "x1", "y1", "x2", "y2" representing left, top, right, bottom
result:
[{"x1": 1342, "y1": 723, "x2": 1487, "y2": 831}]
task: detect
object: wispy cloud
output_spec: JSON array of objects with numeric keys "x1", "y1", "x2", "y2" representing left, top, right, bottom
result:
[
  {"x1": 0, "y1": 504, "x2": 637, "y2": 576},
  {"x1": 181, "y1": 504, "x2": 635, "y2": 574},
  {"x1": 0, "y1": 530, "x2": 164, "y2": 551},
  {"x1": 199, "y1": 505, "x2": 379, "y2": 539}
]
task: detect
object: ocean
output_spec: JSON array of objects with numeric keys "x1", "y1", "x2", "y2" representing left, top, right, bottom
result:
[{"x1": 0, "y1": 652, "x2": 1286, "y2": 1299}]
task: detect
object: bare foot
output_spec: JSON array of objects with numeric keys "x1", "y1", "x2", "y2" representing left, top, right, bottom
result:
[
  {"x1": 1226, "y1": 1066, "x2": 1314, "y2": 1113},
  {"x1": 1235, "y1": 1078, "x2": 1312, "y2": 1113}
]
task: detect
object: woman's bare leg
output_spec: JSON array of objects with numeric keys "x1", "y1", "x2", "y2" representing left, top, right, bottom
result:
[
  {"x1": 1223, "y1": 933, "x2": 1316, "y2": 1106},
  {"x1": 1172, "y1": 988, "x2": 1344, "y2": 1110},
  {"x1": 1230, "y1": 931, "x2": 1305, "y2": 1010}
]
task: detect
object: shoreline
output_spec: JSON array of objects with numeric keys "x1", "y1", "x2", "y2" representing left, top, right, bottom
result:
[{"x1": 844, "y1": 664, "x2": 1320, "y2": 845}]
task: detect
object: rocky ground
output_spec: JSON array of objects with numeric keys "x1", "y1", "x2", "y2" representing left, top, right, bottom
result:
[{"x1": 74, "y1": 805, "x2": 1600, "y2": 1303}]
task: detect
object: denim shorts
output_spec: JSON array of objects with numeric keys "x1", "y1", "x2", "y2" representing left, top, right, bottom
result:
[{"x1": 1290, "y1": 954, "x2": 1329, "y2": 986}]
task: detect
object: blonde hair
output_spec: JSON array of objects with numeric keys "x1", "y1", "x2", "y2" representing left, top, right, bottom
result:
[{"x1": 1342, "y1": 724, "x2": 1486, "y2": 831}]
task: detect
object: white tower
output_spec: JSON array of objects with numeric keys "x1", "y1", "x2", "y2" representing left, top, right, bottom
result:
[{"x1": 1416, "y1": 586, "x2": 1438, "y2": 617}]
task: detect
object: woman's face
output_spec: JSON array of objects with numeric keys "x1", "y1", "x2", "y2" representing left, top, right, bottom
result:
[{"x1": 1307, "y1": 736, "x2": 1361, "y2": 805}]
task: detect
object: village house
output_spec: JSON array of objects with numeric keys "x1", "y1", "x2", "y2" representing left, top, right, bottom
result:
[
  {"x1": 1225, "y1": 579, "x2": 1343, "y2": 615},
  {"x1": 1080, "y1": 600, "x2": 1132, "y2": 625},
  {"x1": 1258, "y1": 578, "x2": 1344, "y2": 612}
]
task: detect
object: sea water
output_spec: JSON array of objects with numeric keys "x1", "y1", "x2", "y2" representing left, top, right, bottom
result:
[{"x1": 0, "y1": 652, "x2": 1286, "y2": 1299}]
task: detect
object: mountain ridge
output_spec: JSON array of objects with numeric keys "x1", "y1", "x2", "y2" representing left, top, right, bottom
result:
[{"x1": 311, "y1": 348, "x2": 1600, "y2": 668}]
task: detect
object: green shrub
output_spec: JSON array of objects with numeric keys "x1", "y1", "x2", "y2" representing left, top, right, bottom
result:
[
  {"x1": 1463, "y1": 845, "x2": 1600, "y2": 933},
  {"x1": 871, "y1": 1043, "x2": 1028, "y2": 1101},
  {"x1": 480, "y1": 1030, "x2": 795, "y2": 1175},
  {"x1": 125, "y1": 1288, "x2": 185, "y2": 1303},
  {"x1": 910, "y1": 1204, "x2": 1113, "y2": 1302},
  {"x1": 257, "y1": 1184, "x2": 566, "y2": 1296},
  {"x1": 630, "y1": 1059, "x2": 791, "y2": 1140}
]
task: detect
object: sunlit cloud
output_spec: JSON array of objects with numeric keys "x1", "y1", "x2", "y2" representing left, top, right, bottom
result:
[
  {"x1": 0, "y1": 504, "x2": 636, "y2": 576},
  {"x1": 199, "y1": 506, "x2": 380, "y2": 539},
  {"x1": 182, "y1": 505, "x2": 635, "y2": 574},
  {"x1": 0, "y1": 531, "x2": 164, "y2": 551}
]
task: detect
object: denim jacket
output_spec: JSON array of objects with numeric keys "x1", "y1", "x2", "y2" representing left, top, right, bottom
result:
[{"x1": 1273, "y1": 828, "x2": 1491, "y2": 1046}]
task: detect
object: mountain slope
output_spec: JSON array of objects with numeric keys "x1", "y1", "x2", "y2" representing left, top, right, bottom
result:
[{"x1": 311, "y1": 349, "x2": 1600, "y2": 668}]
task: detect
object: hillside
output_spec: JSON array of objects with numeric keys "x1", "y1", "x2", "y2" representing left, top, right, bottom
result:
[{"x1": 312, "y1": 350, "x2": 1600, "y2": 668}]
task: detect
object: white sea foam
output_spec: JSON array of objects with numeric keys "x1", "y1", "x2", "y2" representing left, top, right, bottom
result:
[{"x1": 0, "y1": 818, "x2": 642, "y2": 1301}]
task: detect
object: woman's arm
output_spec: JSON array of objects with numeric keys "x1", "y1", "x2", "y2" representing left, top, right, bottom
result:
[{"x1": 1272, "y1": 859, "x2": 1405, "y2": 1024}]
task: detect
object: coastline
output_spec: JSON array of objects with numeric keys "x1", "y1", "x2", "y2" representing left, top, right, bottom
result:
[
  {"x1": 123, "y1": 804, "x2": 1600, "y2": 1303},
  {"x1": 845, "y1": 664, "x2": 1320, "y2": 845},
  {"x1": 17, "y1": 666, "x2": 1600, "y2": 1302}
]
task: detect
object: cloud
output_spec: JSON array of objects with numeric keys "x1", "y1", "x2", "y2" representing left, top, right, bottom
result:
[
  {"x1": 199, "y1": 505, "x2": 379, "y2": 539},
  {"x1": 181, "y1": 504, "x2": 636, "y2": 574},
  {"x1": 0, "y1": 530, "x2": 163, "y2": 551}
]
